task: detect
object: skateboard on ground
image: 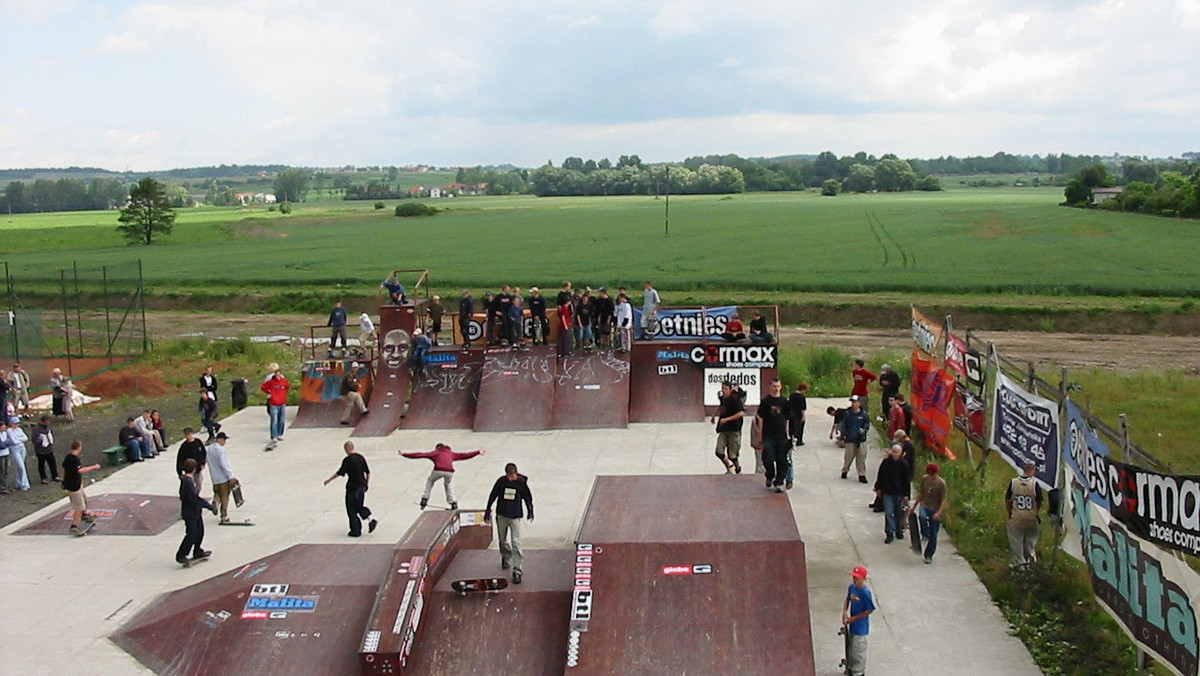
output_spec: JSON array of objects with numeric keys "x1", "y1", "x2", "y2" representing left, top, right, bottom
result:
[
  {"x1": 451, "y1": 577, "x2": 509, "y2": 596},
  {"x1": 71, "y1": 520, "x2": 96, "y2": 537},
  {"x1": 908, "y1": 511, "x2": 922, "y2": 553},
  {"x1": 219, "y1": 518, "x2": 255, "y2": 526},
  {"x1": 838, "y1": 624, "x2": 851, "y2": 674},
  {"x1": 181, "y1": 555, "x2": 210, "y2": 569},
  {"x1": 415, "y1": 501, "x2": 457, "y2": 511}
]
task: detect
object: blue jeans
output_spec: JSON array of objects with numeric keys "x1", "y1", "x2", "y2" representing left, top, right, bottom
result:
[
  {"x1": 785, "y1": 447, "x2": 794, "y2": 483},
  {"x1": 919, "y1": 505, "x2": 942, "y2": 559},
  {"x1": 123, "y1": 439, "x2": 150, "y2": 462},
  {"x1": 882, "y1": 494, "x2": 904, "y2": 536},
  {"x1": 268, "y1": 404, "x2": 286, "y2": 440}
]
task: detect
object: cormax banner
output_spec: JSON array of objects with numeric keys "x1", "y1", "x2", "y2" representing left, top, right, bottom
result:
[
  {"x1": 1070, "y1": 478, "x2": 1200, "y2": 676},
  {"x1": 989, "y1": 372, "x2": 1060, "y2": 490},
  {"x1": 634, "y1": 306, "x2": 738, "y2": 341},
  {"x1": 1065, "y1": 399, "x2": 1200, "y2": 559}
]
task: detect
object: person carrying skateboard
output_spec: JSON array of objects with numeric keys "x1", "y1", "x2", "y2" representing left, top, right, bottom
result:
[
  {"x1": 907, "y1": 462, "x2": 948, "y2": 564},
  {"x1": 484, "y1": 462, "x2": 534, "y2": 584},
  {"x1": 177, "y1": 458, "x2": 216, "y2": 566},
  {"x1": 324, "y1": 441, "x2": 377, "y2": 537},
  {"x1": 206, "y1": 432, "x2": 238, "y2": 523},
  {"x1": 62, "y1": 440, "x2": 101, "y2": 535},
  {"x1": 873, "y1": 443, "x2": 910, "y2": 544},
  {"x1": 842, "y1": 565, "x2": 875, "y2": 676},
  {"x1": 401, "y1": 443, "x2": 485, "y2": 510}
]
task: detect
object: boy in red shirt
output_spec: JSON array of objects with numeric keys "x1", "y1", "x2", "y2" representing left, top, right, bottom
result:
[
  {"x1": 850, "y1": 359, "x2": 876, "y2": 416},
  {"x1": 260, "y1": 364, "x2": 290, "y2": 446},
  {"x1": 401, "y1": 443, "x2": 486, "y2": 510}
]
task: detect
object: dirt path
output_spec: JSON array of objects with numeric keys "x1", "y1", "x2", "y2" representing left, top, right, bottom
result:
[{"x1": 782, "y1": 326, "x2": 1200, "y2": 374}]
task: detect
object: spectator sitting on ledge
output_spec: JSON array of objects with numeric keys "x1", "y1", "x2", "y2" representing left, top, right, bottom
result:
[
  {"x1": 722, "y1": 313, "x2": 747, "y2": 342},
  {"x1": 749, "y1": 310, "x2": 773, "y2": 343}
]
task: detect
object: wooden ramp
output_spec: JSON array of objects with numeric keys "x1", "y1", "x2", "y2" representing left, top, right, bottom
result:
[
  {"x1": 400, "y1": 349, "x2": 483, "y2": 429},
  {"x1": 550, "y1": 351, "x2": 630, "y2": 429},
  {"x1": 627, "y1": 342, "x2": 705, "y2": 422},
  {"x1": 473, "y1": 346, "x2": 557, "y2": 432}
]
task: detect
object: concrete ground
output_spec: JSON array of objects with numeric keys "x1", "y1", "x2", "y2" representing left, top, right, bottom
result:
[{"x1": 0, "y1": 398, "x2": 1041, "y2": 675}]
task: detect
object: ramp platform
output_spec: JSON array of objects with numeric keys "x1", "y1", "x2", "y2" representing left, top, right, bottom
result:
[
  {"x1": 353, "y1": 364, "x2": 411, "y2": 437},
  {"x1": 474, "y1": 346, "x2": 557, "y2": 432},
  {"x1": 403, "y1": 549, "x2": 574, "y2": 675},
  {"x1": 112, "y1": 544, "x2": 394, "y2": 675},
  {"x1": 293, "y1": 360, "x2": 373, "y2": 429},
  {"x1": 569, "y1": 475, "x2": 815, "y2": 675},
  {"x1": 628, "y1": 342, "x2": 705, "y2": 422},
  {"x1": 551, "y1": 351, "x2": 630, "y2": 429},
  {"x1": 401, "y1": 349, "x2": 483, "y2": 429},
  {"x1": 16, "y1": 493, "x2": 179, "y2": 536}
]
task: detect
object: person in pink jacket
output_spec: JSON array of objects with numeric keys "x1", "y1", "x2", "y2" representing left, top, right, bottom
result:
[{"x1": 401, "y1": 443, "x2": 486, "y2": 510}]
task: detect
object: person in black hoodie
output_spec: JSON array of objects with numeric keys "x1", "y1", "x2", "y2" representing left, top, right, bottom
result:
[
  {"x1": 873, "y1": 444, "x2": 911, "y2": 544},
  {"x1": 594, "y1": 287, "x2": 615, "y2": 349},
  {"x1": 528, "y1": 287, "x2": 548, "y2": 345},
  {"x1": 459, "y1": 290, "x2": 476, "y2": 350},
  {"x1": 484, "y1": 463, "x2": 535, "y2": 584},
  {"x1": 176, "y1": 458, "x2": 216, "y2": 565},
  {"x1": 176, "y1": 427, "x2": 208, "y2": 492}
]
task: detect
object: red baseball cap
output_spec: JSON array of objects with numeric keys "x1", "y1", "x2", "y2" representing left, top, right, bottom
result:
[{"x1": 851, "y1": 565, "x2": 868, "y2": 579}]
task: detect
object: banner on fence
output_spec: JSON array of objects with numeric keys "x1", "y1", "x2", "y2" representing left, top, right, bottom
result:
[
  {"x1": 1069, "y1": 478, "x2": 1200, "y2": 676},
  {"x1": 911, "y1": 306, "x2": 945, "y2": 357},
  {"x1": 952, "y1": 388, "x2": 986, "y2": 440},
  {"x1": 910, "y1": 350, "x2": 957, "y2": 459},
  {"x1": 633, "y1": 306, "x2": 738, "y2": 341},
  {"x1": 989, "y1": 372, "x2": 1060, "y2": 490},
  {"x1": 1063, "y1": 399, "x2": 1112, "y2": 511},
  {"x1": 945, "y1": 331, "x2": 984, "y2": 388}
]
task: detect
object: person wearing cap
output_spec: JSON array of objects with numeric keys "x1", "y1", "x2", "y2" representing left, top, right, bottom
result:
[
  {"x1": 0, "y1": 420, "x2": 10, "y2": 493},
  {"x1": 2, "y1": 416, "x2": 31, "y2": 491},
  {"x1": 842, "y1": 565, "x2": 875, "y2": 676},
  {"x1": 401, "y1": 443, "x2": 486, "y2": 510},
  {"x1": 177, "y1": 458, "x2": 216, "y2": 565},
  {"x1": 32, "y1": 415, "x2": 59, "y2": 485},
  {"x1": 458, "y1": 290, "x2": 476, "y2": 350},
  {"x1": 1006, "y1": 462, "x2": 1043, "y2": 570},
  {"x1": 878, "y1": 364, "x2": 901, "y2": 420},
  {"x1": 358, "y1": 312, "x2": 377, "y2": 351},
  {"x1": 411, "y1": 328, "x2": 432, "y2": 375},
  {"x1": 425, "y1": 295, "x2": 445, "y2": 346},
  {"x1": 324, "y1": 441, "x2": 377, "y2": 537},
  {"x1": 528, "y1": 287, "x2": 548, "y2": 345},
  {"x1": 874, "y1": 443, "x2": 910, "y2": 544},
  {"x1": 176, "y1": 427, "x2": 208, "y2": 492},
  {"x1": 839, "y1": 395, "x2": 872, "y2": 483},
  {"x1": 8, "y1": 363, "x2": 31, "y2": 415},
  {"x1": 206, "y1": 432, "x2": 237, "y2": 523},
  {"x1": 594, "y1": 287, "x2": 615, "y2": 349},
  {"x1": 380, "y1": 275, "x2": 405, "y2": 304},
  {"x1": 907, "y1": 462, "x2": 948, "y2": 563},
  {"x1": 850, "y1": 359, "x2": 876, "y2": 416}
]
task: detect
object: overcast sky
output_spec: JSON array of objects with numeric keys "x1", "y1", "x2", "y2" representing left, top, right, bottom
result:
[{"x1": 2, "y1": 0, "x2": 1198, "y2": 171}]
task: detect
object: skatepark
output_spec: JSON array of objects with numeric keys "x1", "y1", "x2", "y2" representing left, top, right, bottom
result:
[{"x1": 0, "y1": 299, "x2": 1041, "y2": 674}]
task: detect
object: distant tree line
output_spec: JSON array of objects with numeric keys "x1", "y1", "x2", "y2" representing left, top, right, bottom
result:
[
  {"x1": 1, "y1": 177, "x2": 130, "y2": 213},
  {"x1": 1063, "y1": 163, "x2": 1200, "y2": 218},
  {"x1": 529, "y1": 155, "x2": 746, "y2": 196}
]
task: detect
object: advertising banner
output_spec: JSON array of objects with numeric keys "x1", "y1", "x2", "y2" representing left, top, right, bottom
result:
[
  {"x1": 1069, "y1": 478, "x2": 1200, "y2": 676},
  {"x1": 633, "y1": 306, "x2": 738, "y2": 341},
  {"x1": 952, "y1": 388, "x2": 986, "y2": 440},
  {"x1": 1063, "y1": 399, "x2": 1112, "y2": 511},
  {"x1": 910, "y1": 350, "x2": 957, "y2": 459},
  {"x1": 911, "y1": 306, "x2": 945, "y2": 357},
  {"x1": 702, "y1": 368, "x2": 761, "y2": 406},
  {"x1": 944, "y1": 332, "x2": 983, "y2": 387},
  {"x1": 989, "y1": 372, "x2": 1060, "y2": 490}
]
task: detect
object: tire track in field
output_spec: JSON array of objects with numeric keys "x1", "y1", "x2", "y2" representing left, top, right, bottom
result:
[
  {"x1": 865, "y1": 211, "x2": 890, "y2": 267},
  {"x1": 869, "y1": 211, "x2": 915, "y2": 269}
]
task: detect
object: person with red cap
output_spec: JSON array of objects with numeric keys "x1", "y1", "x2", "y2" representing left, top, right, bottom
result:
[
  {"x1": 907, "y1": 462, "x2": 948, "y2": 564},
  {"x1": 842, "y1": 565, "x2": 875, "y2": 676}
]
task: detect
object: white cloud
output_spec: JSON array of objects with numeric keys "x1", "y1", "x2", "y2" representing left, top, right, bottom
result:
[{"x1": 650, "y1": 0, "x2": 708, "y2": 39}]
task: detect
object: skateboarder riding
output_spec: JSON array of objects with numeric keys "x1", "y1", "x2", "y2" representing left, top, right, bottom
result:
[{"x1": 401, "y1": 443, "x2": 485, "y2": 510}]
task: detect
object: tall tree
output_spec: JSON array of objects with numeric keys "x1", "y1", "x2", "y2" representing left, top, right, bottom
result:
[
  {"x1": 273, "y1": 168, "x2": 310, "y2": 202},
  {"x1": 117, "y1": 177, "x2": 176, "y2": 245}
]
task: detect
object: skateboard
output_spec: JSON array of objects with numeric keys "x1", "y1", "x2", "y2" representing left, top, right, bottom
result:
[
  {"x1": 181, "y1": 555, "x2": 211, "y2": 569},
  {"x1": 451, "y1": 577, "x2": 509, "y2": 596},
  {"x1": 232, "y1": 482, "x2": 245, "y2": 508},
  {"x1": 71, "y1": 520, "x2": 96, "y2": 537},
  {"x1": 838, "y1": 624, "x2": 850, "y2": 674},
  {"x1": 219, "y1": 518, "x2": 255, "y2": 526},
  {"x1": 415, "y1": 501, "x2": 456, "y2": 511},
  {"x1": 908, "y1": 511, "x2": 922, "y2": 553}
]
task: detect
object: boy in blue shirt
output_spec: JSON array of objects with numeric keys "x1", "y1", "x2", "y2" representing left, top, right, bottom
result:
[{"x1": 842, "y1": 565, "x2": 875, "y2": 676}]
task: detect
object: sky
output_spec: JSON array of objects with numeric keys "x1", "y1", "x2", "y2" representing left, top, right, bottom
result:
[{"x1": 1, "y1": 0, "x2": 1198, "y2": 171}]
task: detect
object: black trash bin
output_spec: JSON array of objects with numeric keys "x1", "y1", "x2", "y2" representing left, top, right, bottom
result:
[{"x1": 231, "y1": 378, "x2": 248, "y2": 411}]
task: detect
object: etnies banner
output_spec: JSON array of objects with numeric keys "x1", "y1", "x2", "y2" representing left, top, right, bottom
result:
[{"x1": 910, "y1": 350, "x2": 956, "y2": 459}]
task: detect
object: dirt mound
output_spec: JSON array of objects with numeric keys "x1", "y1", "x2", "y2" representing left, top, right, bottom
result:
[{"x1": 81, "y1": 368, "x2": 176, "y2": 399}]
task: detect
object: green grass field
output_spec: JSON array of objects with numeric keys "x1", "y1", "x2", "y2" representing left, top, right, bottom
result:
[{"x1": 3, "y1": 188, "x2": 1198, "y2": 298}]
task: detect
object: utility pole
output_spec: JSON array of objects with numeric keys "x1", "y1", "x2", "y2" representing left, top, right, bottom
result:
[{"x1": 664, "y1": 165, "x2": 670, "y2": 237}]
